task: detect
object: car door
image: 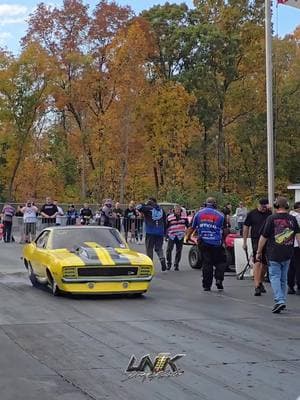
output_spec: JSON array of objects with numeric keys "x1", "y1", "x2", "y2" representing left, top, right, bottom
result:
[{"x1": 30, "y1": 231, "x2": 51, "y2": 277}]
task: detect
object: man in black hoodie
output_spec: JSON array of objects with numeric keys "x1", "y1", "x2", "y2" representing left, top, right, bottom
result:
[{"x1": 136, "y1": 198, "x2": 167, "y2": 271}]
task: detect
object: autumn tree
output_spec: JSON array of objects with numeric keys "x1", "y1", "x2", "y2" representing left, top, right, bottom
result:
[{"x1": 0, "y1": 43, "x2": 52, "y2": 199}]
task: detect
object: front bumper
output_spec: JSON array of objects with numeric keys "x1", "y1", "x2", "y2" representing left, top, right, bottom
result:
[
  {"x1": 58, "y1": 279, "x2": 151, "y2": 294},
  {"x1": 62, "y1": 276, "x2": 152, "y2": 283}
]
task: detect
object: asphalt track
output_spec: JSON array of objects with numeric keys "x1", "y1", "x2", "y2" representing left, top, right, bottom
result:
[{"x1": 0, "y1": 241, "x2": 299, "y2": 400}]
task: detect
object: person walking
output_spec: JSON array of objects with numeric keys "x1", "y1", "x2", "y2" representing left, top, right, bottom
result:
[
  {"x1": 288, "y1": 201, "x2": 300, "y2": 295},
  {"x1": 21, "y1": 201, "x2": 38, "y2": 242},
  {"x1": 235, "y1": 201, "x2": 247, "y2": 235},
  {"x1": 186, "y1": 197, "x2": 227, "y2": 291},
  {"x1": 1, "y1": 203, "x2": 16, "y2": 243},
  {"x1": 243, "y1": 198, "x2": 272, "y2": 296},
  {"x1": 166, "y1": 205, "x2": 189, "y2": 271},
  {"x1": 136, "y1": 198, "x2": 167, "y2": 271},
  {"x1": 257, "y1": 197, "x2": 300, "y2": 313}
]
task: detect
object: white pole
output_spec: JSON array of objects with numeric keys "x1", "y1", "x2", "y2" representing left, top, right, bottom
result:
[{"x1": 265, "y1": 0, "x2": 275, "y2": 206}]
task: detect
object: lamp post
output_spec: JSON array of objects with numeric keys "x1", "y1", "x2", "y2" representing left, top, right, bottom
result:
[{"x1": 265, "y1": 0, "x2": 275, "y2": 206}]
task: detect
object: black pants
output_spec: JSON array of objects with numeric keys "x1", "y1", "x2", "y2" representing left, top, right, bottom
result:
[
  {"x1": 201, "y1": 244, "x2": 227, "y2": 289},
  {"x1": 166, "y1": 237, "x2": 183, "y2": 268},
  {"x1": 145, "y1": 234, "x2": 166, "y2": 268},
  {"x1": 3, "y1": 221, "x2": 12, "y2": 242},
  {"x1": 288, "y1": 247, "x2": 300, "y2": 290}
]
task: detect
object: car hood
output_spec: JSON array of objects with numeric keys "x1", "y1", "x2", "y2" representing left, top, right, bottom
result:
[{"x1": 51, "y1": 244, "x2": 152, "y2": 267}]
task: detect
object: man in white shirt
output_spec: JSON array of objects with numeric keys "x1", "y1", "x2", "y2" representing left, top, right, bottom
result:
[
  {"x1": 235, "y1": 201, "x2": 247, "y2": 235},
  {"x1": 54, "y1": 201, "x2": 64, "y2": 226},
  {"x1": 22, "y1": 201, "x2": 38, "y2": 242}
]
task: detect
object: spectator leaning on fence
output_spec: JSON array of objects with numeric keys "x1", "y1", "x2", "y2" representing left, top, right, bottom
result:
[
  {"x1": 54, "y1": 200, "x2": 64, "y2": 226},
  {"x1": 67, "y1": 205, "x2": 78, "y2": 225},
  {"x1": 40, "y1": 197, "x2": 58, "y2": 227},
  {"x1": 101, "y1": 199, "x2": 114, "y2": 227},
  {"x1": 113, "y1": 202, "x2": 123, "y2": 232},
  {"x1": 80, "y1": 203, "x2": 93, "y2": 225},
  {"x1": 22, "y1": 201, "x2": 38, "y2": 243},
  {"x1": 123, "y1": 201, "x2": 138, "y2": 242},
  {"x1": 1, "y1": 203, "x2": 16, "y2": 243},
  {"x1": 235, "y1": 202, "x2": 247, "y2": 236}
]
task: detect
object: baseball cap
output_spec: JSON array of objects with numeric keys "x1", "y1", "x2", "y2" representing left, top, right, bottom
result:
[{"x1": 259, "y1": 198, "x2": 269, "y2": 206}]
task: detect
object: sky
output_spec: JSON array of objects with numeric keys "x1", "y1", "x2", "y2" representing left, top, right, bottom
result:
[{"x1": 0, "y1": 0, "x2": 299, "y2": 54}]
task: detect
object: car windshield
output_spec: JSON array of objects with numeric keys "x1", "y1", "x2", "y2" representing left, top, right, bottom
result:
[{"x1": 51, "y1": 227, "x2": 126, "y2": 250}]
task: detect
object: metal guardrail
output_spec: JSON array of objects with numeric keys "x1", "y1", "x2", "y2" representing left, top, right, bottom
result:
[
  {"x1": 1, "y1": 216, "x2": 145, "y2": 243},
  {"x1": 1, "y1": 214, "x2": 238, "y2": 243}
]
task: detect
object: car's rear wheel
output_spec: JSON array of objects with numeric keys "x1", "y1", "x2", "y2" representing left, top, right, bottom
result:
[
  {"x1": 189, "y1": 246, "x2": 202, "y2": 269},
  {"x1": 26, "y1": 261, "x2": 40, "y2": 287},
  {"x1": 46, "y1": 269, "x2": 61, "y2": 296}
]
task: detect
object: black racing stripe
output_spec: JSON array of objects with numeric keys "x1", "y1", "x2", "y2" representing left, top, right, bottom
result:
[
  {"x1": 108, "y1": 249, "x2": 132, "y2": 265},
  {"x1": 78, "y1": 244, "x2": 103, "y2": 265}
]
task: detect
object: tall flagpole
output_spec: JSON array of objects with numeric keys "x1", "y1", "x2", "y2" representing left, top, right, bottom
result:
[{"x1": 265, "y1": 0, "x2": 275, "y2": 206}]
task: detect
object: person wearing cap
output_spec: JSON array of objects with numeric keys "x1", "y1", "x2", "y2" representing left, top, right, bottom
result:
[
  {"x1": 256, "y1": 197, "x2": 300, "y2": 313},
  {"x1": 288, "y1": 201, "x2": 300, "y2": 295},
  {"x1": 243, "y1": 198, "x2": 272, "y2": 296},
  {"x1": 185, "y1": 197, "x2": 227, "y2": 291}
]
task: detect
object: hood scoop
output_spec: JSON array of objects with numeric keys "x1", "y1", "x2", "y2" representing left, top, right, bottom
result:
[{"x1": 72, "y1": 246, "x2": 99, "y2": 260}]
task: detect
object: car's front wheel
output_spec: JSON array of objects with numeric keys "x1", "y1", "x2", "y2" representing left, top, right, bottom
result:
[
  {"x1": 26, "y1": 261, "x2": 40, "y2": 287},
  {"x1": 189, "y1": 246, "x2": 202, "y2": 269},
  {"x1": 46, "y1": 270, "x2": 61, "y2": 296}
]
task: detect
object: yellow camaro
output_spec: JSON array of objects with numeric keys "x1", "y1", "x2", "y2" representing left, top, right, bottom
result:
[{"x1": 23, "y1": 226, "x2": 154, "y2": 296}]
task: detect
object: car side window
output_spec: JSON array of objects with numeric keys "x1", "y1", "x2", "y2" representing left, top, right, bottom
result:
[{"x1": 36, "y1": 231, "x2": 50, "y2": 249}]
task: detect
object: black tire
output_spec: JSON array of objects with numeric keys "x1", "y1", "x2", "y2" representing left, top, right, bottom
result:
[
  {"x1": 225, "y1": 248, "x2": 236, "y2": 272},
  {"x1": 189, "y1": 246, "x2": 202, "y2": 269},
  {"x1": 26, "y1": 261, "x2": 39, "y2": 287},
  {"x1": 130, "y1": 292, "x2": 145, "y2": 298},
  {"x1": 47, "y1": 270, "x2": 61, "y2": 296}
]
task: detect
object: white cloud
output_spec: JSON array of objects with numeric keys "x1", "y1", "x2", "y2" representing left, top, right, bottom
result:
[
  {"x1": 0, "y1": 4, "x2": 28, "y2": 17},
  {"x1": 0, "y1": 31, "x2": 13, "y2": 46}
]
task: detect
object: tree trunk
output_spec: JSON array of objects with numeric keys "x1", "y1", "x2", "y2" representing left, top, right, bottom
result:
[
  {"x1": 203, "y1": 126, "x2": 208, "y2": 193},
  {"x1": 81, "y1": 153, "x2": 86, "y2": 200},
  {"x1": 153, "y1": 165, "x2": 159, "y2": 199},
  {"x1": 217, "y1": 111, "x2": 225, "y2": 192},
  {"x1": 119, "y1": 107, "x2": 130, "y2": 204}
]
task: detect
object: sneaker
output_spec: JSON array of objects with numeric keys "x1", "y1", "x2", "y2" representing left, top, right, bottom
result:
[
  {"x1": 254, "y1": 287, "x2": 261, "y2": 296},
  {"x1": 166, "y1": 264, "x2": 171, "y2": 271},
  {"x1": 216, "y1": 280, "x2": 224, "y2": 291},
  {"x1": 161, "y1": 260, "x2": 167, "y2": 272},
  {"x1": 296, "y1": 289, "x2": 300, "y2": 296},
  {"x1": 203, "y1": 287, "x2": 211, "y2": 291},
  {"x1": 288, "y1": 287, "x2": 296, "y2": 295},
  {"x1": 174, "y1": 265, "x2": 179, "y2": 271},
  {"x1": 272, "y1": 303, "x2": 285, "y2": 314},
  {"x1": 259, "y1": 283, "x2": 266, "y2": 293}
]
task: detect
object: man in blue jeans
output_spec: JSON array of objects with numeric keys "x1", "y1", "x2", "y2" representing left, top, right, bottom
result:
[{"x1": 257, "y1": 197, "x2": 300, "y2": 313}]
